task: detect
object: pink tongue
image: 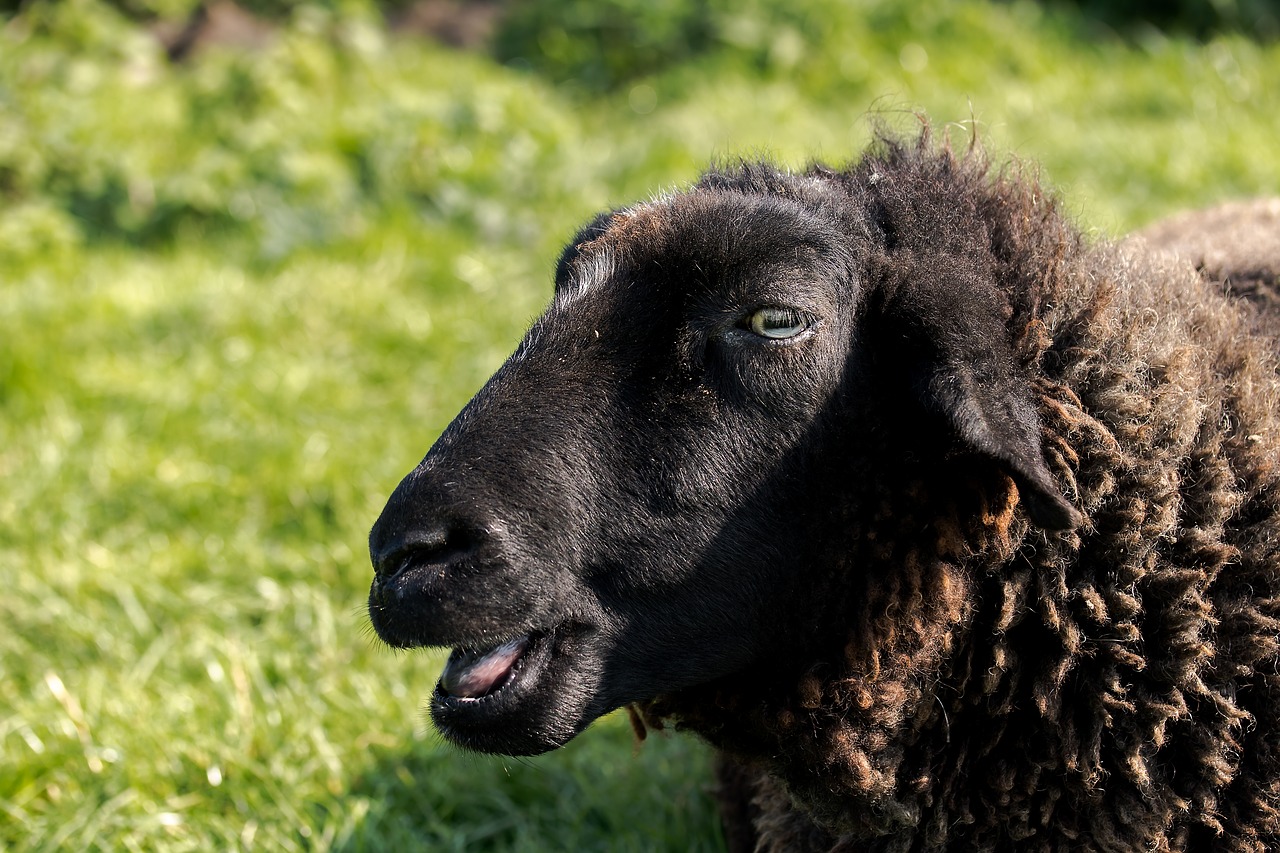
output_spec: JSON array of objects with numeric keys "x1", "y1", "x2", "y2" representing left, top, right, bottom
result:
[{"x1": 440, "y1": 637, "x2": 530, "y2": 698}]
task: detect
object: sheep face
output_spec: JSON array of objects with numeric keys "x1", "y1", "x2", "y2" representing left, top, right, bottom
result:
[
  {"x1": 369, "y1": 188, "x2": 863, "y2": 755},
  {"x1": 368, "y1": 169, "x2": 1074, "y2": 756}
]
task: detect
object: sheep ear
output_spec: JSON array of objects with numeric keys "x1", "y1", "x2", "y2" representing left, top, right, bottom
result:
[
  {"x1": 916, "y1": 357, "x2": 1081, "y2": 530},
  {"x1": 555, "y1": 211, "x2": 618, "y2": 289},
  {"x1": 877, "y1": 258, "x2": 1081, "y2": 531}
]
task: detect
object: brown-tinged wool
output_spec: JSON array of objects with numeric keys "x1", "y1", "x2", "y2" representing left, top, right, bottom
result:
[
  {"x1": 1131, "y1": 198, "x2": 1280, "y2": 327},
  {"x1": 639, "y1": 140, "x2": 1280, "y2": 852}
]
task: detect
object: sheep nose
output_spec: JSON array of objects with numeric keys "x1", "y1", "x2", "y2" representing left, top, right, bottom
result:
[{"x1": 371, "y1": 521, "x2": 479, "y2": 584}]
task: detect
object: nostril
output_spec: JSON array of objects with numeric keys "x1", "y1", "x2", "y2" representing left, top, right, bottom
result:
[
  {"x1": 372, "y1": 523, "x2": 481, "y2": 582},
  {"x1": 377, "y1": 550, "x2": 417, "y2": 585}
]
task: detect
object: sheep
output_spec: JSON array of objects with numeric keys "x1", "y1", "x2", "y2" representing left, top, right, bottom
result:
[{"x1": 367, "y1": 132, "x2": 1280, "y2": 852}]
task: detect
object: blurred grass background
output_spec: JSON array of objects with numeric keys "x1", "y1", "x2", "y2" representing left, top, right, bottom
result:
[{"x1": 1, "y1": 0, "x2": 1277, "y2": 849}]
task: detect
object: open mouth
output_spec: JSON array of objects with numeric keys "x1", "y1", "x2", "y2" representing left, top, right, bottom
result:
[
  {"x1": 427, "y1": 624, "x2": 602, "y2": 755},
  {"x1": 439, "y1": 635, "x2": 534, "y2": 700},
  {"x1": 433, "y1": 629, "x2": 559, "y2": 710}
]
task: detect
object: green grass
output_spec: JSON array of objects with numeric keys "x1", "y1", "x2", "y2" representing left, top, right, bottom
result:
[{"x1": 2, "y1": 1, "x2": 1278, "y2": 850}]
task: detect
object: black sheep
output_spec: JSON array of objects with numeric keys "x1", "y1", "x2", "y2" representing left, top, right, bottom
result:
[{"x1": 368, "y1": 134, "x2": 1280, "y2": 851}]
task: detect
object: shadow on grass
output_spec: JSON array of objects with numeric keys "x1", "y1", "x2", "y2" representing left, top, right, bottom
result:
[{"x1": 335, "y1": 712, "x2": 725, "y2": 852}]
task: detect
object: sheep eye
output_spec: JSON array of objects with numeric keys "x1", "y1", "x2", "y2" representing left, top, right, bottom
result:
[{"x1": 747, "y1": 307, "x2": 807, "y2": 340}]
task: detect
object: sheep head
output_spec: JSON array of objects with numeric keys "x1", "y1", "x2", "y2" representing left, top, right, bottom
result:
[{"x1": 367, "y1": 152, "x2": 1077, "y2": 757}]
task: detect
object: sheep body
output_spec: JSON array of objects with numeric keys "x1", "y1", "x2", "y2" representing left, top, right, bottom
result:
[
  {"x1": 368, "y1": 136, "x2": 1280, "y2": 852},
  {"x1": 1130, "y1": 198, "x2": 1280, "y2": 329}
]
